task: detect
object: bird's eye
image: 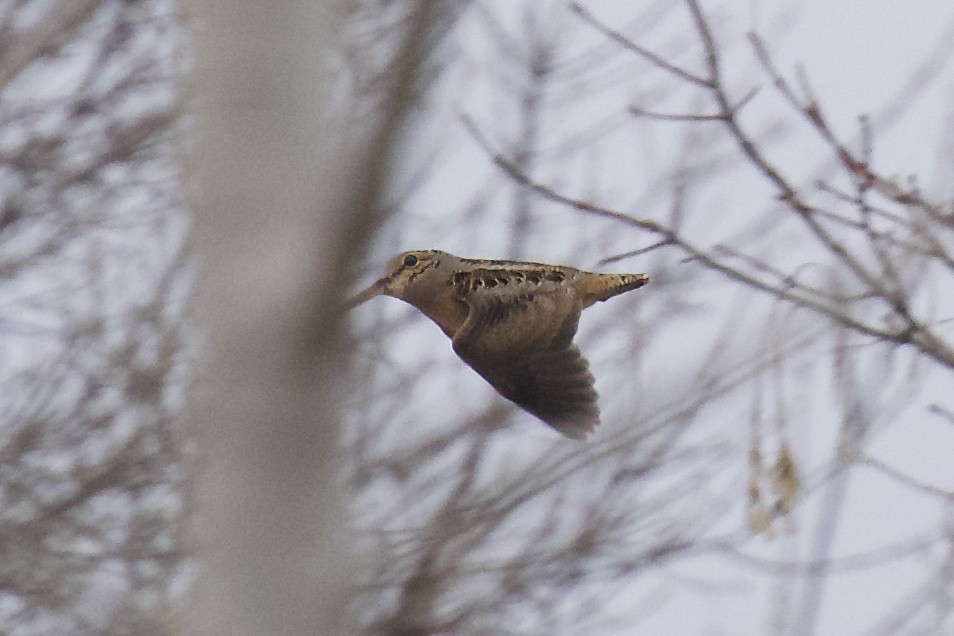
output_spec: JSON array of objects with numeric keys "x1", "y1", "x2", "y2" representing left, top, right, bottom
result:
[{"x1": 403, "y1": 254, "x2": 418, "y2": 267}]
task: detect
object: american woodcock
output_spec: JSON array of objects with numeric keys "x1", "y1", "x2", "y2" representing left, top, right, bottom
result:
[{"x1": 348, "y1": 250, "x2": 649, "y2": 439}]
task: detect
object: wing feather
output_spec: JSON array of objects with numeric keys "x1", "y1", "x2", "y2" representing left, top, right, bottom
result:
[{"x1": 451, "y1": 285, "x2": 599, "y2": 439}]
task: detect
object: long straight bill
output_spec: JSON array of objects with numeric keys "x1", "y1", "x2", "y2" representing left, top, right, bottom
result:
[{"x1": 345, "y1": 278, "x2": 387, "y2": 310}]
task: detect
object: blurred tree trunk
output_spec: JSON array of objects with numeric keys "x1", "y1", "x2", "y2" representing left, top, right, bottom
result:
[
  {"x1": 184, "y1": 1, "x2": 438, "y2": 633},
  {"x1": 184, "y1": 2, "x2": 353, "y2": 634}
]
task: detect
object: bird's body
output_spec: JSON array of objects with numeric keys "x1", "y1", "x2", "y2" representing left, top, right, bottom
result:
[{"x1": 348, "y1": 250, "x2": 648, "y2": 439}]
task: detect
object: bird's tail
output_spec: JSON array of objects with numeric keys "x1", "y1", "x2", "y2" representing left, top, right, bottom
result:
[{"x1": 583, "y1": 272, "x2": 649, "y2": 307}]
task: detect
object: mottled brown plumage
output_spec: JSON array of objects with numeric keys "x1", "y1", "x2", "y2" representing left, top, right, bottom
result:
[{"x1": 348, "y1": 250, "x2": 649, "y2": 439}]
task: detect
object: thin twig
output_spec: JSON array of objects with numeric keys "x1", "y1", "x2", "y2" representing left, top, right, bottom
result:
[{"x1": 570, "y1": 2, "x2": 710, "y2": 87}]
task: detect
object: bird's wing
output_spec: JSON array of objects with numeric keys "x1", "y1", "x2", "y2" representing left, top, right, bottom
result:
[
  {"x1": 450, "y1": 271, "x2": 579, "y2": 356},
  {"x1": 451, "y1": 284, "x2": 599, "y2": 439}
]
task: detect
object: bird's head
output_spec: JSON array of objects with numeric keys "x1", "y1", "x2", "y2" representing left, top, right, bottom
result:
[{"x1": 347, "y1": 250, "x2": 443, "y2": 308}]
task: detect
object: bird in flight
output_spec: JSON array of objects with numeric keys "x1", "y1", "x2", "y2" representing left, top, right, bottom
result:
[{"x1": 348, "y1": 250, "x2": 648, "y2": 439}]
